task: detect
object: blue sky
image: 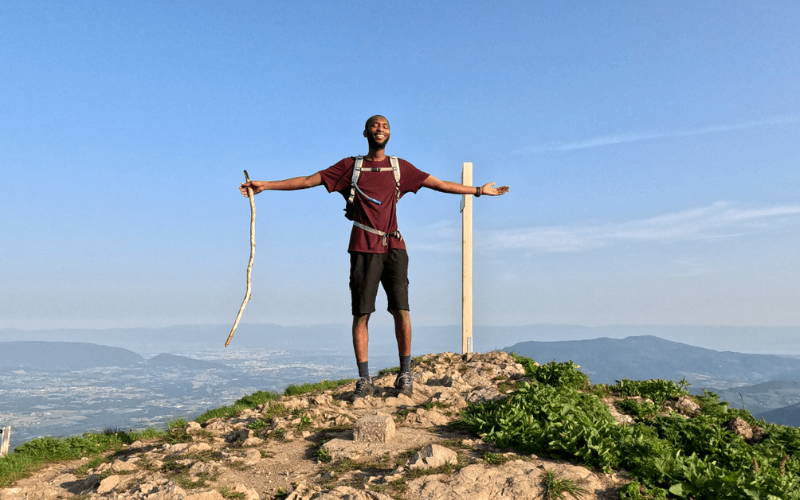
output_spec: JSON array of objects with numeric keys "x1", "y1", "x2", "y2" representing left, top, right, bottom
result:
[{"x1": 2, "y1": 1, "x2": 798, "y2": 331}]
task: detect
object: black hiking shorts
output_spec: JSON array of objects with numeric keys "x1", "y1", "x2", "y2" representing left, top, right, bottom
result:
[{"x1": 349, "y1": 249, "x2": 410, "y2": 315}]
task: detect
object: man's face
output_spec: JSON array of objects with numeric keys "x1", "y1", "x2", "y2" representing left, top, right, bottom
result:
[{"x1": 364, "y1": 117, "x2": 390, "y2": 150}]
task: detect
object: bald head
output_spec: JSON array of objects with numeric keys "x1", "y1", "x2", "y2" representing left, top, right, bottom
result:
[
  {"x1": 365, "y1": 115, "x2": 389, "y2": 132},
  {"x1": 364, "y1": 115, "x2": 391, "y2": 151}
]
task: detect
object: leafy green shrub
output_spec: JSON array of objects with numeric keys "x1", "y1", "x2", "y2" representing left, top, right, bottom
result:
[
  {"x1": 617, "y1": 399, "x2": 661, "y2": 420},
  {"x1": 460, "y1": 378, "x2": 800, "y2": 499},
  {"x1": 619, "y1": 481, "x2": 668, "y2": 500},
  {"x1": 461, "y1": 382, "x2": 621, "y2": 470},
  {"x1": 510, "y1": 352, "x2": 539, "y2": 376},
  {"x1": 314, "y1": 447, "x2": 332, "y2": 463},
  {"x1": 511, "y1": 355, "x2": 589, "y2": 390},
  {"x1": 610, "y1": 378, "x2": 688, "y2": 405}
]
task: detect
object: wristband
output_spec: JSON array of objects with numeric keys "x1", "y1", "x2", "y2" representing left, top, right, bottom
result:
[{"x1": 475, "y1": 186, "x2": 481, "y2": 197}]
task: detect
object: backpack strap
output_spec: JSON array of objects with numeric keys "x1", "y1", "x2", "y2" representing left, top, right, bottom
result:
[
  {"x1": 347, "y1": 156, "x2": 364, "y2": 206},
  {"x1": 389, "y1": 155, "x2": 401, "y2": 200}
]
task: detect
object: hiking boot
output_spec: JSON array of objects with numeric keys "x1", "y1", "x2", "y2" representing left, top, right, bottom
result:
[
  {"x1": 352, "y1": 377, "x2": 374, "y2": 401},
  {"x1": 394, "y1": 371, "x2": 413, "y2": 397}
]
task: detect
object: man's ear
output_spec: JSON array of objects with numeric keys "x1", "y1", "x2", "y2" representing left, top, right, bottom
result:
[{"x1": 363, "y1": 130, "x2": 368, "y2": 138}]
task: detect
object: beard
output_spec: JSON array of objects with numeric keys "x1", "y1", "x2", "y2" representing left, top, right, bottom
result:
[{"x1": 367, "y1": 133, "x2": 389, "y2": 151}]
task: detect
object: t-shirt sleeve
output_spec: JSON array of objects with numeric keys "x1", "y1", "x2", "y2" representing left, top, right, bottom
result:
[
  {"x1": 399, "y1": 159, "x2": 430, "y2": 195},
  {"x1": 319, "y1": 158, "x2": 354, "y2": 194}
]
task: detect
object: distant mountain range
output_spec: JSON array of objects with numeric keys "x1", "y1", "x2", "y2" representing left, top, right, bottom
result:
[
  {"x1": 760, "y1": 403, "x2": 800, "y2": 427},
  {"x1": 0, "y1": 342, "x2": 231, "y2": 372},
  {"x1": 0, "y1": 341, "x2": 145, "y2": 371},
  {"x1": 2, "y1": 323, "x2": 799, "y2": 358}
]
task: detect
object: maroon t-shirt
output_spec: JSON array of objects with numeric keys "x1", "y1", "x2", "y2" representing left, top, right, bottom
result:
[{"x1": 320, "y1": 157, "x2": 430, "y2": 253}]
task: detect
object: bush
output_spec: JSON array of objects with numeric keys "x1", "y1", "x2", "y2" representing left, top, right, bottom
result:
[{"x1": 460, "y1": 358, "x2": 800, "y2": 499}]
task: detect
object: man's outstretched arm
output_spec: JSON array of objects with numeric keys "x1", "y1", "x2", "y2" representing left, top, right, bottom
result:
[
  {"x1": 239, "y1": 173, "x2": 323, "y2": 197},
  {"x1": 422, "y1": 175, "x2": 510, "y2": 196}
]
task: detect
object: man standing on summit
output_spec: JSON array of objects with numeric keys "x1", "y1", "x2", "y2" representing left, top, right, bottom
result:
[{"x1": 240, "y1": 115, "x2": 509, "y2": 400}]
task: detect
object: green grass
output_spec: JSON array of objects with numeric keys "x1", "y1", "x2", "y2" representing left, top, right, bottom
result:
[
  {"x1": 219, "y1": 486, "x2": 247, "y2": 499},
  {"x1": 617, "y1": 399, "x2": 662, "y2": 420},
  {"x1": 284, "y1": 379, "x2": 354, "y2": 396},
  {"x1": 461, "y1": 356, "x2": 800, "y2": 500},
  {"x1": 609, "y1": 378, "x2": 690, "y2": 405},
  {"x1": 542, "y1": 470, "x2": 588, "y2": 499},
  {"x1": 195, "y1": 390, "x2": 281, "y2": 424},
  {"x1": 0, "y1": 428, "x2": 164, "y2": 488}
]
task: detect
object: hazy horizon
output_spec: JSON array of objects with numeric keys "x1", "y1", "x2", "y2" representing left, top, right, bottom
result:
[{"x1": 3, "y1": 322, "x2": 799, "y2": 357}]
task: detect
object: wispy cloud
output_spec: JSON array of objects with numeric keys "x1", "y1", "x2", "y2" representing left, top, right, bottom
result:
[
  {"x1": 517, "y1": 116, "x2": 800, "y2": 153},
  {"x1": 485, "y1": 202, "x2": 800, "y2": 253}
]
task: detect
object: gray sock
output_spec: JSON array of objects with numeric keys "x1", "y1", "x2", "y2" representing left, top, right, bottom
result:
[{"x1": 357, "y1": 361, "x2": 370, "y2": 380}]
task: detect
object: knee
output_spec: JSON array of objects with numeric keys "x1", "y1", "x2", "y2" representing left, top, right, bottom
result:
[
  {"x1": 389, "y1": 309, "x2": 410, "y2": 321},
  {"x1": 353, "y1": 313, "x2": 370, "y2": 327}
]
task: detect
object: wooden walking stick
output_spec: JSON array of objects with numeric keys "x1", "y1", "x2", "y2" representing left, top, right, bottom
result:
[{"x1": 226, "y1": 170, "x2": 255, "y2": 347}]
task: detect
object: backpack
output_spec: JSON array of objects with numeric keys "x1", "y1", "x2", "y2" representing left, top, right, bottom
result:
[{"x1": 343, "y1": 155, "x2": 401, "y2": 221}]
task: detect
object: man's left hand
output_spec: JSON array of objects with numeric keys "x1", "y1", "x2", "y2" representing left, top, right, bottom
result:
[{"x1": 481, "y1": 182, "x2": 510, "y2": 196}]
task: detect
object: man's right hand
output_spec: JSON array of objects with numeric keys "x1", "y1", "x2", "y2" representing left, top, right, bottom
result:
[{"x1": 239, "y1": 181, "x2": 265, "y2": 197}]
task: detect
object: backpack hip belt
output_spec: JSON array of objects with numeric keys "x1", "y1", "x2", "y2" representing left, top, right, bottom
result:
[{"x1": 353, "y1": 222, "x2": 403, "y2": 247}]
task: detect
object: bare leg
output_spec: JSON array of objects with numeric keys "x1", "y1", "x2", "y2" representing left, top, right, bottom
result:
[
  {"x1": 390, "y1": 309, "x2": 412, "y2": 356},
  {"x1": 352, "y1": 313, "x2": 371, "y2": 363}
]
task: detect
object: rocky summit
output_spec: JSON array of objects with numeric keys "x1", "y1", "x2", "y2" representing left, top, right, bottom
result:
[{"x1": 1, "y1": 352, "x2": 632, "y2": 500}]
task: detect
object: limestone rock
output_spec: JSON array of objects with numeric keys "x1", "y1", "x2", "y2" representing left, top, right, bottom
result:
[
  {"x1": 408, "y1": 461, "x2": 542, "y2": 498},
  {"x1": 204, "y1": 419, "x2": 232, "y2": 436},
  {"x1": 184, "y1": 489, "x2": 224, "y2": 500},
  {"x1": 669, "y1": 395, "x2": 701, "y2": 415},
  {"x1": 96, "y1": 473, "x2": 125, "y2": 494},
  {"x1": 186, "y1": 442, "x2": 213, "y2": 455},
  {"x1": 186, "y1": 421, "x2": 203, "y2": 434},
  {"x1": 309, "y1": 394, "x2": 333, "y2": 406},
  {"x1": 725, "y1": 417, "x2": 754, "y2": 440},
  {"x1": 407, "y1": 444, "x2": 458, "y2": 470},
  {"x1": 466, "y1": 386, "x2": 506, "y2": 403},
  {"x1": 112, "y1": 457, "x2": 140, "y2": 471},
  {"x1": 354, "y1": 415, "x2": 395, "y2": 443},
  {"x1": 402, "y1": 408, "x2": 450, "y2": 428},
  {"x1": 243, "y1": 447, "x2": 262, "y2": 463},
  {"x1": 750, "y1": 425, "x2": 767, "y2": 444},
  {"x1": 228, "y1": 483, "x2": 260, "y2": 500},
  {"x1": 189, "y1": 461, "x2": 217, "y2": 476},
  {"x1": 64, "y1": 473, "x2": 99, "y2": 495},
  {"x1": 0, "y1": 486, "x2": 62, "y2": 500},
  {"x1": 287, "y1": 483, "x2": 392, "y2": 500}
]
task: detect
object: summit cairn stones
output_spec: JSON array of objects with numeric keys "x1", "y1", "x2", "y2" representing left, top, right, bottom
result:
[{"x1": 353, "y1": 415, "x2": 395, "y2": 443}]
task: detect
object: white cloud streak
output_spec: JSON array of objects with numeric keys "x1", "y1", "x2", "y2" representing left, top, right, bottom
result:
[
  {"x1": 485, "y1": 202, "x2": 800, "y2": 253},
  {"x1": 518, "y1": 116, "x2": 800, "y2": 153}
]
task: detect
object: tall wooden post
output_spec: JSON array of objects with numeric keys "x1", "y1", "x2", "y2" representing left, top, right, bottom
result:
[
  {"x1": 461, "y1": 162, "x2": 473, "y2": 354},
  {"x1": 0, "y1": 427, "x2": 10, "y2": 457}
]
